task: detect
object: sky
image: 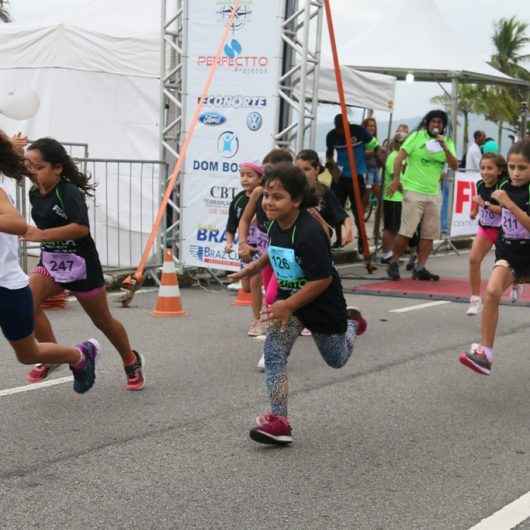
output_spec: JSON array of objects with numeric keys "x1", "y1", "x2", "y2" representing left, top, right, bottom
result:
[{"x1": 7, "y1": 0, "x2": 530, "y2": 122}]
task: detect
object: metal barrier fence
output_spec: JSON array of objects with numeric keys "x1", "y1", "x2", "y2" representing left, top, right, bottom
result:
[{"x1": 17, "y1": 157, "x2": 168, "y2": 274}]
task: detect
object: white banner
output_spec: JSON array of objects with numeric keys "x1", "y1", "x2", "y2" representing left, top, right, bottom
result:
[
  {"x1": 180, "y1": 0, "x2": 285, "y2": 271},
  {"x1": 450, "y1": 170, "x2": 481, "y2": 238}
]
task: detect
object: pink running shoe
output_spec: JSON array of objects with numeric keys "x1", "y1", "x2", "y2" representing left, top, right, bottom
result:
[
  {"x1": 459, "y1": 343, "x2": 491, "y2": 376},
  {"x1": 347, "y1": 307, "x2": 367, "y2": 336},
  {"x1": 26, "y1": 363, "x2": 60, "y2": 384},
  {"x1": 250, "y1": 413, "x2": 292, "y2": 445}
]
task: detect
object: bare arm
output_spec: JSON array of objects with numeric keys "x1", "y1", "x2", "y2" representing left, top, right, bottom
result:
[
  {"x1": 237, "y1": 186, "x2": 263, "y2": 262},
  {"x1": 388, "y1": 149, "x2": 407, "y2": 195},
  {"x1": 24, "y1": 223, "x2": 89, "y2": 242},
  {"x1": 0, "y1": 189, "x2": 27, "y2": 236},
  {"x1": 283, "y1": 277, "x2": 332, "y2": 313}
]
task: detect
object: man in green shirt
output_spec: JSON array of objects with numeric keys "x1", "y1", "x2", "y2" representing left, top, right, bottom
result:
[{"x1": 386, "y1": 110, "x2": 458, "y2": 281}]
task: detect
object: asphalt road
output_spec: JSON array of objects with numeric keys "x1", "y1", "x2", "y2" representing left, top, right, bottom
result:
[{"x1": 1, "y1": 252, "x2": 529, "y2": 530}]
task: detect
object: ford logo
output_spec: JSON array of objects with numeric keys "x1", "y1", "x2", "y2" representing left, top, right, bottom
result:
[{"x1": 199, "y1": 112, "x2": 227, "y2": 126}]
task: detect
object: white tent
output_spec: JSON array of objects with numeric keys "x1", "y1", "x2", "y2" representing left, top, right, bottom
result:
[{"x1": 341, "y1": 0, "x2": 529, "y2": 88}]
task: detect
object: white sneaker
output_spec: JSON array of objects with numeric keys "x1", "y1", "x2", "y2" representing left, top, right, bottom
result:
[
  {"x1": 227, "y1": 281, "x2": 242, "y2": 291},
  {"x1": 511, "y1": 284, "x2": 523, "y2": 303},
  {"x1": 257, "y1": 354, "x2": 265, "y2": 372},
  {"x1": 466, "y1": 296, "x2": 482, "y2": 316}
]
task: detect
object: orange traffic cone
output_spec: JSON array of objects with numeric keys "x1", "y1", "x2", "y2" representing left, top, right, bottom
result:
[
  {"x1": 233, "y1": 287, "x2": 252, "y2": 306},
  {"x1": 153, "y1": 249, "x2": 186, "y2": 317}
]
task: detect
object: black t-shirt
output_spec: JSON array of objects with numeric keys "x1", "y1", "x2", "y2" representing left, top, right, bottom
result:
[
  {"x1": 226, "y1": 190, "x2": 249, "y2": 235},
  {"x1": 476, "y1": 178, "x2": 506, "y2": 228},
  {"x1": 30, "y1": 180, "x2": 103, "y2": 286},
  {"x1": 268, "y1": 210, "x2": 347, "y2": 334}
]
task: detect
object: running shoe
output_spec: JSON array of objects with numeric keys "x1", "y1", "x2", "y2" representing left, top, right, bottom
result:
[
  {"x1": 26, "y1": 363, "x2": 61, "y2": 384},
  {"x1": 347, "y1": 306, "x2": 367, "y2": 336},
  {"x1": 511, "y1": 284, "x2": 524, "y2": 303},
  {"x1": 412, "y1": 267, "x2": 440, "y2": 281},
  {"x1": 301, "y1": 328, "x2": 312, "y2": 336},
  {"x1": 387, "y1": 261, "x2": 400, "y2": 281},
  {"x1": 459, "y1": 343, "x2": 491, "y2": 376},
  {"x1": 257, "y1": 353, "x2": 265, "y2": 372},
  {"x1": 70, "y1": 339, "x2": 99, "y2": 394},
  {"x1": 250, "y1": 413, "x2": 292, "y2": 445},
  {"x1": 406, "y1": 255, "x2": 416, "y2": 271},
  {"x1": 125, "y1": 351, "x2": 145, "y2": 391},
  {"x1": 248, "y1": 320, "x2": 264, "y2": 337},
  {"x1": 466, "y1": 296, "x2": 483, "y2": 316},
  {"x1": 380, "y1": 253, "x2": 393, "y2": 265}
]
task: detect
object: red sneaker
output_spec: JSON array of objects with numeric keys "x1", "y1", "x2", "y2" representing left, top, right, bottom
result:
[
  {"x1": 124, "y1": 351, "x2": 145, "y2": 391},
  {"x1": 347, "y1": 306, "x2": 367, "y2": 336},
  {"x1": 26, "y1": 363, "x2": 60, "y2": 384},
  {"x1": 250, "y1": 413, "x2": 292, "y2": 445}
]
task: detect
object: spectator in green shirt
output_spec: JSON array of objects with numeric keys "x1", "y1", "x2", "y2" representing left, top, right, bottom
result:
[{"x1": 386, "y1": 110, "x2": 458, "y2": 281}]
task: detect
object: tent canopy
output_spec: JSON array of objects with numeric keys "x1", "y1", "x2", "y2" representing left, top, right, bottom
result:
[
  {"x1": 342, "y1": 0, "x2": 530, "y2": 88},
  {"x1": 318, "y1": 66, "x2": 396, "y2": 112}
]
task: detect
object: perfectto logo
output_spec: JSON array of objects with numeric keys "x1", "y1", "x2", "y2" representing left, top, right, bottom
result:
[
  {"x1": 199, "y1": 111, "x2": 227, "y2": 127},
  {"x1": 247, "y1": 111, "x2": 263, "y2": 132},
  {"x1": 216, "y1": 1, "x2": 253, "y2": 33},
  {"x1": 224, "y1": 39, "x2": 242, "y2": 59},
  {"x1": 197, "y1": 95, "x2": 267, "y2": 109},
  {"x1": 217, "y1": 131, "x2": 239, "y2": 159}
]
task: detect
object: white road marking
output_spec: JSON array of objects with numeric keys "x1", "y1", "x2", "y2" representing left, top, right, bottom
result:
[
  {"x1": 0, "y1": 376, "x2": 73, "y2": 398},
  {"x1": 468, "y1": 492, "x2": 530, "y2": 530},
  {"x1": 390, "y1": 301, "x2": 451, "y2": 313}
]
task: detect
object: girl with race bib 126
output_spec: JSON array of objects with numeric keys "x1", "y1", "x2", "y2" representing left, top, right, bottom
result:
[{"x1": 230, "y1": 163, "x2": 367, "y2": 446}]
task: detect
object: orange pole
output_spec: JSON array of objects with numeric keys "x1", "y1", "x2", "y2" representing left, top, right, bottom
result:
[
  {"x1": 131, "y1": 1, "x2": 242, "y2": 282},
  {"x1": 323, "y1": 0, "x2": 372, "y2": 265}
]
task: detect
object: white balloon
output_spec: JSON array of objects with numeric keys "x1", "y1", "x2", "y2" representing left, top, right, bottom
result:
[{"x1": 0, "y1": 90, "x2": 40, "y2": 120}]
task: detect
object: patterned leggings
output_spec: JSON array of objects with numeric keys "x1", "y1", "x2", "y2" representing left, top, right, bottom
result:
[{"x1": 264, "y1": 316, "x2": 357, "y2": 417}]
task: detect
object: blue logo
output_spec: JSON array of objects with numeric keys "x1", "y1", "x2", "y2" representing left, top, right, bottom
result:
[
  {"x1": 224, "y1": 39, "x2": 242, "y2": 59},
  {"x1": 247, "y1": 111, "x2": 263, "y2": 132},
  {"x1": 217, "y1": 131, "x2": 240, "y2": 159},
  {"x1": 199, "y1": 111, "x2": 227, "y2": 127}
]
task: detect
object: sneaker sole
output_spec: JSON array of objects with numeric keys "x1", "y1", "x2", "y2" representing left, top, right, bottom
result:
[
  {"x1": 249, "y1": 428, "x2": 292, "y2": 446},
  {"x1": 73, "y1": 339, "x2": 100, "y2": 394},
  {"x1": 459, "y1": 352, "x2": 491, "y2": 376},
  {"x1": 126, "y1": 351, "x2": 146, "y2": 391},
  {"x1": 26, "y1": 363, "x2": 61, "y2": 384}
]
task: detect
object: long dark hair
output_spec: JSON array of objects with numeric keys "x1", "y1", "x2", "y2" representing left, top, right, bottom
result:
[
  {"x1": 264, "y1": 162, "x2": 316, "y2": 209},
  {"x1": 0, "y1": 131, "x2": 26, "y2": 180},
  {"x1": 417, "y1": 109, "x2": 448, "y2": 134},
  {"x1": 28, "y1": 138, "x2": 94, "y2": 196}
]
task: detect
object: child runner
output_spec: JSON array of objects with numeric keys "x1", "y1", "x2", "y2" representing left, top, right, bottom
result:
[
  {"x1": 0, "y1": 132, "x2": 97, "y2": 393},
  {"x1": 459, "y1": 140, "x2": 530, "y2": 375},
  {"x1": 231, "y1": 163, "x2": 367, "y2": 445},
  {"x1": 295, "y1": 149, "x2": 348, "y2": 240},
  {"x1": 22, "y1": 138, "x2": 145, "y2": 390},
  {"x1": 466, "y1": 153, "x2": 508, "y2": 316},
  {"x1": 225, "y1": 162, "x2": 266, "y2": 336},
  {"x1": 239, "y1": 149, "x2": 294, "y2": 369}
]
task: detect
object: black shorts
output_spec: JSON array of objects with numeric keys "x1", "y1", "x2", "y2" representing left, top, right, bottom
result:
[
  {"x1": 383, "y1": 200, "x2": 402, "y2": 234},
  {"x1": 0, "y1": 286, "x2": 34, "y2": 341},
  {"x1": 495, "y1": 239, "x2": 530, "y2": 279},
  {"x1": 331, "y1": 177, "x2": 367, "y2": 212}
]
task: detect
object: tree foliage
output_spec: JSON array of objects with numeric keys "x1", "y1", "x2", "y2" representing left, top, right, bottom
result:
[{"x1": 0, "y1": 0, "x2": 10, "y2": 23}]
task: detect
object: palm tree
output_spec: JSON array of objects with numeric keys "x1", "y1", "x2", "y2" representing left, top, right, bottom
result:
[
  {"x1": 491, "y1": 16, "x2": 530, "y2": 77},
  {"x1": 0, "y1": 0, "x2": 10, "y2": 22}
]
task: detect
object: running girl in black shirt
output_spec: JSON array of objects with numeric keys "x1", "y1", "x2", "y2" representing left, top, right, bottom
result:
[
  {"x1": 225, "y1": 162, "x2": 265, "y2": 336},
  {"x1": 0, "y1": 132, "x2": 97, "y2": 394},
  {"x1": 466, "y1": 153, "x2": 508, "y2": 316},
  {"x1": 460, "y1": 141, "x2": 530, "y2": 375},
  {"x1": 23, "y1": 138, "x2": 145, "y2": 390},
  {"x1": 230, "y1": 163, "x2": 367, "y2": 445}
]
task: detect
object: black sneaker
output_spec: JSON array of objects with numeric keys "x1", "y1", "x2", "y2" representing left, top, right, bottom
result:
[
  {"x1": 459, "y1": 345, "x2": 491, "y2": 376},
  {"x1": 412, "y1": 267, "x2": 440, "y2": 281},
  {"x1": 71, "y1": 339, "x2": 99, "y2": 394},
  {"x1": 387, "y1": 261, "x2": 400, "y2": 281}
]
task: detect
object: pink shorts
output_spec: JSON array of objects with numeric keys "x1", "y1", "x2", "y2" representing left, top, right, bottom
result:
[
  {"x1": 33, "y1": 266, "x2": 105, "y2": 300},
  {"x1": 477, "y1": 226, "x2": 500, "y2": 245}
]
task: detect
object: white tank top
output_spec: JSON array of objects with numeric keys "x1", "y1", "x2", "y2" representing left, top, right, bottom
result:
[{"x1": 0, "y1": 183, "x2": 28, "y2": 289}]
